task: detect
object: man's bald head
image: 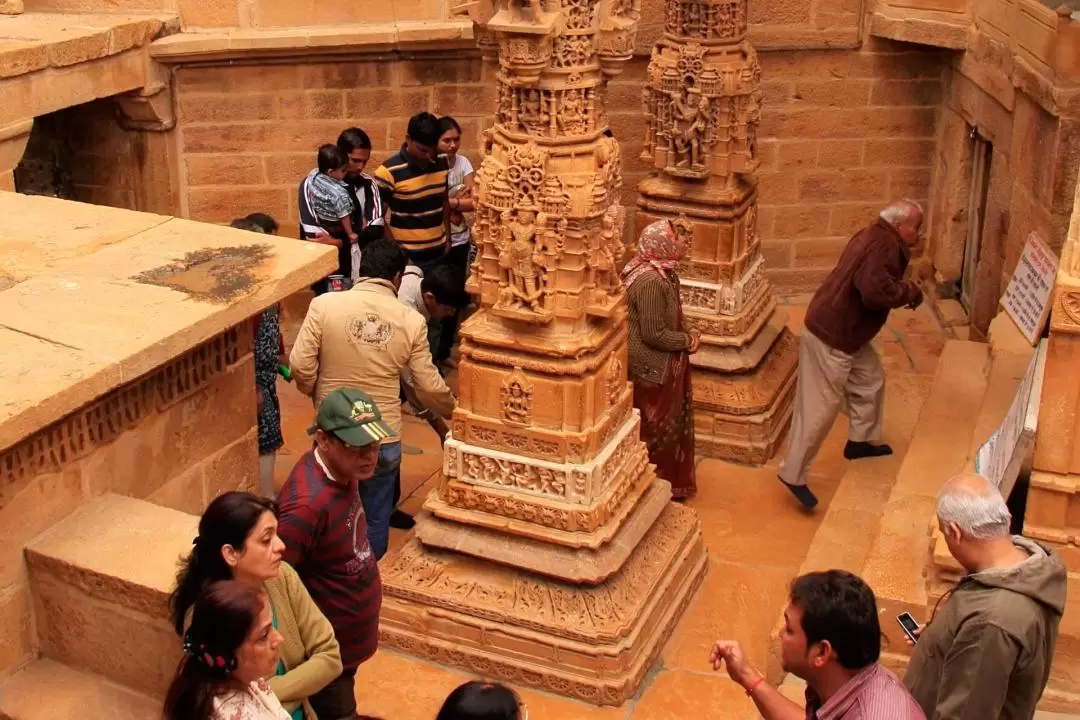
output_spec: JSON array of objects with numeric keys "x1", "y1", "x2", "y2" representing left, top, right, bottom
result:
[
  {"x1": 879, "y1": 199, "x2": 924, "y2": 247},
  {"x1": 937, "y1": 473, "x2": 1012, "y2": 540}
]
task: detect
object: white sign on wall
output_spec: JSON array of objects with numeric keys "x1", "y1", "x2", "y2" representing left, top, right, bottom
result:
[
  {"x1": 975, "y1": 339, "x2": 1047, "y2": 498},
  {"x1": 1001, "y1": 232, "x2": 1059, "y2": 346}
]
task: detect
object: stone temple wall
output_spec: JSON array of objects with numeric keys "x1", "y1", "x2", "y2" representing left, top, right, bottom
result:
[
  {"x1": 165, "y1": 42, "x2": 945, "y2": 294},
  {"x1": 928, "y1": 57, "x2": 1080, "y2": 337},
  {"x1": 8, "y1": 0, "x2": 1076, "y2": 301},
  {"x1": 0, "y1": 326, "x2": 259, "y2": 676}
]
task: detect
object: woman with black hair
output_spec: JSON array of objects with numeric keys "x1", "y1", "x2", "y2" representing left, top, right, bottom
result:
[
  {"x1": 165, "y1": 580, "x2": 291, "y2": 720},
  {"x1": 169, "y1": 492, "x2": 341, "y2": 720},
  {"x1": 435, "y1": 681, "x2": 525, "y2": 720}
]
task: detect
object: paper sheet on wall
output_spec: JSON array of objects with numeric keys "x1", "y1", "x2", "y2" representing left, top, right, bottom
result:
[
  {"x1": 975, "y1": 339, "x2": 1047, "y2": 496},
  {"x1": 1000, "y1": 232, "x2": 1058, "y2": 346}
]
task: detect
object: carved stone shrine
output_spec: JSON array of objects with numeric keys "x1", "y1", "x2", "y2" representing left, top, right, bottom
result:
[
  {"x1": 378, "y1": 0, "x2": 708, "y2": 706},
  {"x1": 636, "y1": 0, "x2": 798, "y2": 464}
]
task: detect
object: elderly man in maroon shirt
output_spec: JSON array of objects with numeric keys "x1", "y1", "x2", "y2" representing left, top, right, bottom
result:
[
  {"x1": 777, "y1": 199, "x2": 925, "y2": 509},
  {"x1": 712, "y1": 570, "x2": 925, "y2": 720},
  {"x1": 277, "y1": 387, "x2": 390, "y2": 720}
]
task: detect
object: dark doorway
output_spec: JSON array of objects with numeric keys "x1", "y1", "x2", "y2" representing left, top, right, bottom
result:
[{"x1": 960, "y1": 128, "x2": 993, "y2": 314}]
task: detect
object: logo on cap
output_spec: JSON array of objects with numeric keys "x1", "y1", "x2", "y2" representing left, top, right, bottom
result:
[{"x1": 350, "y1": 399, "x2": 376, "y2": 424}]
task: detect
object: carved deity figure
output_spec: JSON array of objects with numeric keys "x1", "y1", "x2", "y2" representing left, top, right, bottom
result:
[
  {"x1": 671, "y1": 85, "x2": 709, "y2": 170},
  {"x1": 595, "y1": 206, "x2": 622, "y2": 289},
  {"x1": 464, "y1": 454, "x2": 483, "y2": 480},
  {"x1": 642, "y1": 87, "x2": 655, "y2": 158},
  {"x1": 559, "y1": 89, "x2": 586, "y2": 134},
  {"x1": 499, "y1": 208, "x2": 545, "y2": 310},
  {"x1": 519, "y1": 89, "x2": 547, "y2": 133},
  {"x1": 503, "y1": 381, "x2": 532, "y2": 424},
  {"x1": 683, "y1": 1, "x2": 704, "y2": 36},
  {"x1": 537, "y1": 467, "x2": 566, "y2": 496}
]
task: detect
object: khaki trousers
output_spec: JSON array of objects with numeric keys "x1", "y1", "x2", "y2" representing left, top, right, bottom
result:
[{"x1": 778, "y1": 329, "x2": 885, "y2": 486}]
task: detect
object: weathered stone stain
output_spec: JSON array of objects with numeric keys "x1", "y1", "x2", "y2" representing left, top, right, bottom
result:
[{"x1": 132, "y1": 245, "x2": 272, "y2": 303}]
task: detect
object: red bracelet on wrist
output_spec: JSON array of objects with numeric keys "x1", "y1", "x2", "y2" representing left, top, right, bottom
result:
[{"x1": 746, "y1": 676, "x2": 766, "y2": 696}]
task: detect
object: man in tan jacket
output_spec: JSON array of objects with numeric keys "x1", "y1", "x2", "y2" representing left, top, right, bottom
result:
[{"x1": 290, "y1": 238, "x2": 456, "y2": 559}]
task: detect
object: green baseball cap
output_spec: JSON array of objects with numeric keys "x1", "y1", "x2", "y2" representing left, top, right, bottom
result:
[{"x1": 309, "y1": 388, "x2": 396, "y2": 446}]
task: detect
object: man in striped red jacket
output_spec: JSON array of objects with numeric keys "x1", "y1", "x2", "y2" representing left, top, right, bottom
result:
[{"x1": 277, "y1": 387, "x2": 390, "y2": 720}]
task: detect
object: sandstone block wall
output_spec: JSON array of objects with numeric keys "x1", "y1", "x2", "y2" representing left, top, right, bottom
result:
[
  {"x1": 614, "y1": 38, "x2": 946, "y2": 292},
  {"x1": 929, "y1": 65, "x2": 1080, "y2": 335},
  {"x1": 173, "y1": 58, "x2": 494, "y2": 238},
  {"x1": 0, "y1": 326, "x2": 258, "y2": 677},
  {"x1": 171, "y1": 39, "x2": 945, "y2": 293}
]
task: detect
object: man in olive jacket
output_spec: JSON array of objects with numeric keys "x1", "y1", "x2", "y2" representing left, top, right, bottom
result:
[{"x1": 905, "y1": 474, "x2": 1067, "y2": 719}]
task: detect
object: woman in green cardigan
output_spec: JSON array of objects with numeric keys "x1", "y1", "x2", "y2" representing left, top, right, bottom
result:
[{"x1": 170, "y1": 492, "x2": 342, "y2": 720}]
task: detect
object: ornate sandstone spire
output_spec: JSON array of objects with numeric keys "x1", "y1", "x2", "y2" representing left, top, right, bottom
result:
[
  {"x1": 379, "y1": 0, "x2": 706, "y2": 705},
  {"x1": 638, "y1": 0, "x2": 798, "y2": 463}
]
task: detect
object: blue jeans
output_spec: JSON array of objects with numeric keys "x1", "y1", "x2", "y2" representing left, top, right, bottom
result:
[{"x1": 358, "y1": 441, "x2": 401, "y2": 560}]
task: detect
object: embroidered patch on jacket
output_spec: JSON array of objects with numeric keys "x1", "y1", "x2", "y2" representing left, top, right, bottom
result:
[{"x1": 347, "y1": 313, "x2": 394, "y2": 347}]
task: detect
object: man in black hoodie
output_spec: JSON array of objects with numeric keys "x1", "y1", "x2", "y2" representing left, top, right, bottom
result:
[{"x1": 904, "y1": 473, "x2": 1067, "y2": 719}]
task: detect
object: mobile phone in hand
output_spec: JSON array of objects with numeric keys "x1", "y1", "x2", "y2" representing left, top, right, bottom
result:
[{"x1": 897, "y1": 612, "x2": 920, "y2": 644}]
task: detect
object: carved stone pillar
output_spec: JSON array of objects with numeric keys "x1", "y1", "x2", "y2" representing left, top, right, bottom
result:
[
  {"x1": 378, "y1": 0, "x2": 707, "y2": 706},
  {"x1": 637, "y1": 0, "x2": 798, "y2": 464}
]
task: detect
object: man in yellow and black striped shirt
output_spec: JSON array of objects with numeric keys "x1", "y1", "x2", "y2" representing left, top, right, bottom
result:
[{"x1": 374, "y1": 112, "x2": 451, "y2": 268}]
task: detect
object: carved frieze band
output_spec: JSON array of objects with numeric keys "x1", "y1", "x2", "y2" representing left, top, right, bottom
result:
[
  {"x1": 686, "y1": 290, "x2": 774, "y2": 338},
  {"x1": 444, "y1": 412, "x2": 643, "y2": 505},
  {"x1": 452, "y1": 394, "x2": 633, "y2": 465},
  {"x1": 679, "y1": 254, "x2": 767, "y2": 316},
  {"x1": 431, "y1": 449, "x2": 650, "y2": 537},
  {"x1": 0, "y1": 326, "x2": 250, "y2": 505}
]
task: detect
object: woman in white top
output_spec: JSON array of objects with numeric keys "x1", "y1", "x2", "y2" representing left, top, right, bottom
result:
[
  {"x1": 434, "y1": 115, "x2": 476, "y2": 367},
  {"x1": 164, "y1": 580, "x2": 292, "y2": 720}
]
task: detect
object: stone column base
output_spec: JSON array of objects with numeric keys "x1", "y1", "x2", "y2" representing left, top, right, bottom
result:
[
  {"x1": 416, "y1": 472, "x2": 671, "y2": 583},
  {"x1": 691, "y1": 326, "x2": 799, "y2": 465},
  {"x1": 379, "y1": 502, "x2": 708, "y2": 706}
]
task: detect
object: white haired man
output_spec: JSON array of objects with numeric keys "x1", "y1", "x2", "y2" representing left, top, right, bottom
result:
[
  {"x1": 777, "y1": 199, "x2": 925, "y2": 509},
  {"x1": 904, "y1": 473, "x2": 1066, "y2": 720}
]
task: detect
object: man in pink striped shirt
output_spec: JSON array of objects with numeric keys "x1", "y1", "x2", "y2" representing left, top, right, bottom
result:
[{"x1": 712, "y1": 570, "x2": 925, "y2": 720}]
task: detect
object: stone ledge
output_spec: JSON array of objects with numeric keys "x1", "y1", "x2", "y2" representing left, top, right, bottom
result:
[
  {"x1": 746, "y1": 24, "x2": 862, "y2": 51},
  {"x1": 0, "y1": 659, "x2": 160, "y2": 720},
  {"x1": 869, "y1": 10, "x2": 970, "y2": 50},
  {"x1": 149, "y1": 20, "x2": 474, "y2": 62},
  {"x1": 0, "y1": 12, "x2": 178, "y2": 80},
  {"x1": 0, "y1": 192, "x2": 336, "y2": 451}
]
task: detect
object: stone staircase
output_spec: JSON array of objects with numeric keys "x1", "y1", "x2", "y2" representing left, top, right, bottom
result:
[
  {"x1": 0, "y1": 494, "x2": 196, "y2": 719},
  {"x1": 766, "y1": 325, "x2": 1037, "y2": 684}
]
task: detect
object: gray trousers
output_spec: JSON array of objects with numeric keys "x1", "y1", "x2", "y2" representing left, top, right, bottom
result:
[{"x1": 778, "y1": 329, "x2": 885, "y2": 486}]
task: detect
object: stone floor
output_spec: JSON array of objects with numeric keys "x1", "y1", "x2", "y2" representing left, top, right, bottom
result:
[{"x1": 270, "y1": 297, "x2": 1072, "y2": 719}]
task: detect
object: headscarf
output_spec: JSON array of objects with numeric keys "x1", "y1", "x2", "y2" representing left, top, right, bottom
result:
[{"x1": 620, "y1": 219, "x2": 687, "y2": 288}]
